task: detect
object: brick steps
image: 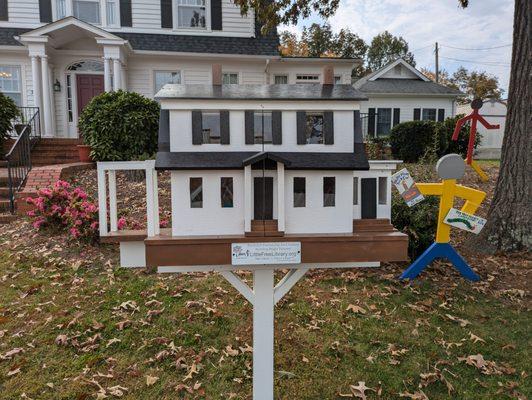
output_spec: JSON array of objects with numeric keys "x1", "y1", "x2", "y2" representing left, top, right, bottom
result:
[{"x1": 353, "y1": 219, "x2": 396, "y2": 232}]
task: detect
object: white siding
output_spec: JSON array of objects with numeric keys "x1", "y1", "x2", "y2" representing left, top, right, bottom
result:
[
  {"x1": 131, "y1": 0, "x2": 161, "y2": 30},
  {"x1": 1, "y1": 0, "x2": 40, "y2": 26},
  {"x1": 221, "y1": 0, "x2": 254, "y2": 36},
  {"x1": 268, "y1": 63, "x2": 354, "y2": 84},
  {"x1": 380, "y1": 64, "x2": 418, "y2": 79}
]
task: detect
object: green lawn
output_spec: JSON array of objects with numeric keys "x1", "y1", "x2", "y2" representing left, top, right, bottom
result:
[{"x1": 0, "y1": 251, "x2": 529, "y2": 399}]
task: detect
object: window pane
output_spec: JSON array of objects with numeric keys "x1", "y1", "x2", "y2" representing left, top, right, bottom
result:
[
  {"x1": 73, "y1": 0, "x2": 101, "y2": 24},
  {"x1": 177, "y1": 4, "x2": 206, "y2": 28},
  {"x1": 220, "y1": 177, "x2": 233, "y2": 208},
  {"x1": 154, "y1": 71, "x2": 181, "y2": 94},
  {"x1": 376, "y1": 108, "x2": 392, "y2": 136},
  {"x1": 106, "y1": 0, "x2": 117, "y2": 25},
  {"x1": 293, "y1": 177, "x2": 305, "y2": 207},
  {"x1": 306, "y1": 113, "x2": 324, "y2": 144},
  {"x1": 0, "y1": 66, "x2": 22, "y2": 106},
  {"x1": 274, "y1": 75, "x2": 288, "y2": 84},
  {"x1": 378, "y1": 177, "x2": 387, "y2": 205},
  {"x1": 422, "y1": 108, "x2": 437, "y2": 121},
  {"x1": 202, "y1": 112, "x2": 220, "y2": 143},
  {"x1": 296, "y1": 74, "x2": 319, "y2": 83},
  {"x1": 253, "y1": 111, "x2": 272, "y2": 144},
  {"x1": 323, "y1": 177, "x2": 335, "y2": 207},
  {"x1": 222, "y1": 73, "x2": 238, "y2": 84},
  {"x1": 353, "y1": 177, "x2": 358, "y2": 205},
  {"x1": 334, "y1": 76, "x2": 341, "y2": 84},
  {"x1": 57, "y1": 0, "x2": 67, "y2": 19},
  {"x1": 190, "y1": 177, "x2": 203, "y2": 208}
]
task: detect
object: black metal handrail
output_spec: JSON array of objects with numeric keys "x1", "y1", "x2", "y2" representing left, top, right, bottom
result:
[{"x1": 4, "y1": 108, "x2": 41, "y2": 213}]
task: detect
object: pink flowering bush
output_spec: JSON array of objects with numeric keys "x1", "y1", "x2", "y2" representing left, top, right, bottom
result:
[{"x1": 26, "y1": 180, "x2": 99, "y2": 242}]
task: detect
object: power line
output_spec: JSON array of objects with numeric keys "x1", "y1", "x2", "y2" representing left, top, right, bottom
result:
[
  {"x1": 441, "y1": 43, "x2": 512, "y2": 51},
  {"x1": 439, "y1": 55, "x2": 510, "y2": 67},
  {"x1": 410, "y1": 44, "x2": 433, "y2": 53}
]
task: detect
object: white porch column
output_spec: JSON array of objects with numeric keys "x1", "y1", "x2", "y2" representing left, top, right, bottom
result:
[
  {"x1": 244, "y1": 165, "x2": 252, "y2": 232},
  {"x1": 47, "y1": 64, "x2": 56, "y2": 136},
  {"x1": 103, "y1": 57, "x2": 112, "y2": 91},
  {"x1": 121, "y1": 64, "x2": 127, "y2": 91},
  {"x1": 112, "y1": 58, "x2": 121, "y2": 91},
  {"x1": 30, "y1": 55, "x2": 43, "y2": 128},
  {"x1": 277, "y1": 162, "x2": 285, "y2": 232},
  {"x1": 40, "y1": 55, "x2": 52, "y2": 136}
]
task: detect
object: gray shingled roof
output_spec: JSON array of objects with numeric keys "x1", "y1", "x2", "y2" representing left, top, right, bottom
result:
[
  {"x1": 0, "y1": 28, "x2": 31, "y2": 46},
  {"x1": 355, "y1": 78, "x2": 462, "y2": 96},
  {"x1": 156, "y1": 84, "x2": 367, "y2": 100}
]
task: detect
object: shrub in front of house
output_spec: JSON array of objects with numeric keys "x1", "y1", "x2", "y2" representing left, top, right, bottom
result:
[
  {"x1": 389, "y1": 120, "x2": 436, "y2": 162},
  {"x1": 434, "y1": 114, "x2": 481, "y2": 157},
  {"x1": 26, "y1": 180, "x2": 99, "y2": 242},
  {"x1": 0, "y1": 92, "x2": 20, "y2": 146},
  {"x1": 78, "y1": 90, "x2": 160, "y2": 161}
]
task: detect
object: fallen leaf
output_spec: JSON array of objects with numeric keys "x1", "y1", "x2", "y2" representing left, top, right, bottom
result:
[
  {"x1": 146, "y1": 375, "x2": 159, "y2": 386},
  {"x1": 346, "y1": 304, "x2": 367, "y2": 314}
]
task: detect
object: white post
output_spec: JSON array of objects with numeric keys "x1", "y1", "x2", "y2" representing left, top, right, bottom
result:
[
  {"x1": 277, "y1": 162, "x2": 285, "y2": 232},
  {"x1": 48, "y1": 64, "x2": 56, "y2": 136},
  {"x1": 253, "y1": 269, "x2": 275, "y2": 400},
  {"x1": 121, "y1": 64, "x2": 127, "y2": 91},
  {"x1": 97, "y1": 166, "x2": 108, "y2": 236},
  {"x1": 112, "y1": 59, "x2": 121, "y2": 91},
  {"x1": 30, "y1": 56, "x2": 43, "y2": 128},
  {"x1": 103, "y1": 57, "x2": 112, "y2": 91},
  {"x1": 108, "y1": 170, "x2": 118, "y2": 232},
  {"x1": 244, "y1": 165, "x2": 252, "y2": 232},
  {"x1": 146, "y1": 162, "x2": 156, "y2": 237},
  {"x1": 40, "y1": 55, "x2": 52, "y2": 136}
]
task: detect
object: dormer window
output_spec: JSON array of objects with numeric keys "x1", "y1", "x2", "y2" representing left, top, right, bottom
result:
[{"x1": 176, "y1": 0, "x2": 206, "y2": 29}]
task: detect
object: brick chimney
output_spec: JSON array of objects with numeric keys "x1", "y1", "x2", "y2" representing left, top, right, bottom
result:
[
  {"x1": 323, "y1": 65, "x2": 334, "y2": 85},
  {"x1": 212, "y1": 64, "x2": 222, "y2": 85}
]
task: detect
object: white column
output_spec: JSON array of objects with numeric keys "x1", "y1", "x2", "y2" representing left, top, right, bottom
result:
[
  {"x1": 121, "y1": 64, "x2": 127, "y2": 91},
  {"x1": 108, "y1": 170, "x2": 118, "y2": 232},
  {"x1": 48, "y1": 64, "x2": 56, "y2": 136},
  {"x1": 244, "y1": 165, "x2": 252, "y2": 232},
  {"x1": 253, "y1": 269, "x2": 275, "y2": 400},
  {"x1": 112, "y1": 59, "x2": 121, "y2": 91},
  {"x1": 103, "y1": 57, "x2": 112, "y2": 91},
  {"x1": 40, "y1": 55, "x2": 52, "y2": 137},
  {"x1": 277, "y1": 162, "x2": 285, "y2": 232},
  {"x1": 30, "y1": 56, "x2": 43, "y2": 129}
]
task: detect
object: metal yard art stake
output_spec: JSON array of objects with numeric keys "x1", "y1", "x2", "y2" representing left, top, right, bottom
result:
[
  {"x1": 399, "y1": 154, "x2": 487, "y2": 281},
  {"x1": 452, "y1": 98, "x2": 500, "y2": 182}
]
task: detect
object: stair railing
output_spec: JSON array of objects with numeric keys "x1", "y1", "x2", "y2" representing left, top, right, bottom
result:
[{"x1": 4, "y1": 108, "x2": 41, "y2": 213}]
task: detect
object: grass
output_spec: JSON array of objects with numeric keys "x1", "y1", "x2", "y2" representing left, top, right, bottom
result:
[{"x1": 0, "y1": 252, "x2": 529, "y2": 399}]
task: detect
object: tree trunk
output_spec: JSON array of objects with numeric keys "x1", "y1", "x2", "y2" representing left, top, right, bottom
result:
[{"x1": 471, "y1": 0, "x2": 531, "y2": 253}]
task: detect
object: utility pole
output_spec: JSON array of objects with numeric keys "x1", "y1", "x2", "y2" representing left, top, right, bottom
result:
[{"x1": 435, "y1": 42, "x2": 439, "y2": 83}]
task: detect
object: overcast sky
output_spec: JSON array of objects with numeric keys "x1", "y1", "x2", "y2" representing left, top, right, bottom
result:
[{"x1": 280, "y1": 0, "x2": 514, "y2": 94}]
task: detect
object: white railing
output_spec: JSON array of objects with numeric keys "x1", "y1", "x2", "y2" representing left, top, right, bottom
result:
[{"x1": 97, "y1": 160, "x2": 160, "y2": 238}]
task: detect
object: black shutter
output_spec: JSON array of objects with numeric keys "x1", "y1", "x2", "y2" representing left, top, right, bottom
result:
[
  {"x1": 353, "y1": 110, "x2": 364, "y2": 154},
  {"x1": 296, "y1": 111, "x2": 307, "y2": 144},
  {"x1": 39, "y1": 0, "x2": 52, "y2": 23},
  {"x1": 211, "y1": 0, "x2": 222, "y2": 30},
  {"x1": 158, "y1": 109, "x2": 170, "y2": 151},
  {"x1": 367, "y1": 108, "x2": 376, "y2": 137},
  {"x1": 361, "y1": 178, "x2": 377, "y2": 219},
  {"x1": 220, "y1": 110, "x2": 230, "y2": 144},
  {"x1": 393, "y1": 108, "x2": 400, "y2": 126},
  {"x1": 160, "y1": 0, "x2": 173, "y2": 28},
  {"x1": 0, "y1": 0, "x2": 8, "y2": 21},
  {"x1": 245, "y1": 111, "x2": 254, "y2": 144},
  {"x1": 120, "y1": 0, "x2": 132, "y2": 27},
  {"x1": 324, "y1": 111, "x2": 334, "y2": 145},
  {"x1": 192, "y1": 111, "x2": 203, "y2": 145},
  {"x1": 272, "y1": 111, "x2": 282, "y2": 145},
  {"x1": 437, "y1": 109, "x2": 445, "y2": 122},
  {"x1": 413, "y1": 108, "x2": 421, "y2": 120}
]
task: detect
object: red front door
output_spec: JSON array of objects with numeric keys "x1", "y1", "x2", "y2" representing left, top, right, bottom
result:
[{"x1": 76, "y1": 74, "x2": 104, "y2": 117}]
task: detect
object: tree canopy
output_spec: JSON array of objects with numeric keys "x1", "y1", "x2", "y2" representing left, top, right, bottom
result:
[{"x1": 366, "y1": 31, "x2": 415, "y2": 71}]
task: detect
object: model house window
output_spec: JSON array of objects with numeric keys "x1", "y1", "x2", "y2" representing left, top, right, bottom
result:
[
  {"x1": 253, "y1": 111, "x2": 272, "y2": 144},
  {"x1": 323, "y1": 177, "x2": 335, "y2": 207},
  {"x1": 274, "y1": 75, "x2": 288, "y2": 84},
  {"x1": 190, "y1": 178, "x2": 203, "y2": 208},
  {"x1": 73, "y1": 0, "x2": 101, "y2": 24},
  {"x1": 201, "y1": 112, "x2": 221, "y2": 143},
  {"x1": 66, "y1": 75, "x2": 73, "y2": 122},
  {"x1": 422, "y1": 108, "x2": 437, "y2": 121},
  {"x1": 378, "y1": 177, "x2": 387, "y2": 205},
  {"x1": 222, "y1": 73, "x2": 238, "y2": 84},
  {"x1": 176, "y1": 0, "x2": 206, "y2": 29},
  {"x1": 334, "y1": 76, "x2": 341, "y2": 84},
  {"x1": 56, "y1": 0, "x2": 67, "y2": 19},
  {"x1": 0, "y1": 65, "x2": 22, "y2": 106},
  {"x1": 106, "y1": 0, "x2": 118, "y2": 26},
  {"x1": 293, "y1": 177, "x2": 306, "y2": 207},
  {"x1": 154, "y1": 71, "x2": 182, "y2": 94},
  {"x1": 296, "y1": 74, "x2": 319, "y2": 83},
  {"x1": 353, "y1": 177, "x2": 359, "y2": 205},
  {"x1": 376, "y1": 108, "x2": 392, "y2": 136},
  {"x1": 305, "y1": 112, "x2": 324, "y2": 144},
  {"x1": 220, "y1": 177, "x2": 233, "y2": 208}
]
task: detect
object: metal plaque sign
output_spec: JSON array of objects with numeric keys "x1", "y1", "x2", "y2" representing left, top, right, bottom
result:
[
  {"x1": 231, "y1": 242, "x2": 302, "y2": 265},
  {"x1": 444, "y1": 208, "x2": 487, "y2": 234},
  {"x1": 391, "y1": 168, "x2": 424, "y2": 207}
]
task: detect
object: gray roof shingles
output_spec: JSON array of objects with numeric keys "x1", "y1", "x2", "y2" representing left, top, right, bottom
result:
[
  {"x1": 0, "y1": 28, "x2": 31, "y2": 46},
  {"x1": 355, "y1": 78, "x2": 462, "y2": 96}
]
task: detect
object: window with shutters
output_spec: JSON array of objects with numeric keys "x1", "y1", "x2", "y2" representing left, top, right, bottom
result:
[
  {"x1": 323, "y1": 177, "x2": 335, "y2": 207},
  {"x1": 253, "y1": 111, "x2": 272, "y2": 144},
  {"x1": 422, "y1": 108, "x2": 437, "y2": 121},
  {"x1": 376, "y1": 108, "x2": 392, "y2": 136},
  {"x1": 274, "y1": 75, "x2": 288, "y2": 84},
  {"x1": 222, "y1": 73, "x2": 239, "y2": 84},
  {"x1": 305, "y1": 112, "x2": 324, "y2": 144},
  {"x1": 220, "y1": 177, "x2": 233, "y2": 208},
  {"x1": 154, "y1": 71, "x2": 182, "y2": 94},
  {"x1": 293, "y1": 177, "x2": 306, "y2": 208},
  {"x1": 0, "y1": 66, "x2": 22, "y2": 106},
  {"x1": 73, "y1": 0, "x2": 101, "y2": 23},
  {"x1": 201, "y1": 112, "x2": 221, "y2": 143},
  {"x1": 53, "y1": 0, "x2": 120, "y2": 25},
  {"x1": 190, "y1": 178, "x2": 203, "y2": 208},
  {"x1": 176, "y1": 0, "x2": 206, "y2": 29}
]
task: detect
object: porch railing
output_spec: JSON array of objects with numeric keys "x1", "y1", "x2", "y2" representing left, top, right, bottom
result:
[{"x1": 4, "y1": 108, "x2": 41, "y2": 213}]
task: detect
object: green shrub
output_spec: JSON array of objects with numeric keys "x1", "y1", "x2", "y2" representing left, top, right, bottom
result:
[
  {"x1": 0, "y1": 92, "x2": 20, "y2": 145},
  {"x1": 78, "y1": 90, "x2": 160, "y2": 161},
  {"x1": 389, "y1": 120, "x2": 436, "y2": 162},
  {"x1": 435, "y1": 114, "x2": 482, "y2": 157},
  {"x1": 392, "y1": 192, "x2": 439, "y2": 259}
]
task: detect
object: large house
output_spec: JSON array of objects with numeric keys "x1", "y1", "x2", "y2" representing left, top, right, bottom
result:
[
  {"x1": 0, "y1": 0, "x2": 356, "y2": 138},
  {"x1": 354, "y1": 58, "x2": 463, "y2": 138}
]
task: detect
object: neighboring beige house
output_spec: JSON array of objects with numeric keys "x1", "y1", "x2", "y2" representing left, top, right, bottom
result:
[{"x1": 457, "y1": 98, "x2": 506, "y2": 159}]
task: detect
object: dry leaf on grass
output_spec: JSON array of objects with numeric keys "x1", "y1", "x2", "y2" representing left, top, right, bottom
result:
[
  {"x1": 346, "y1": 304, "x2": 367, "y2": 314},
  {"x1": 146, "y1": 375, "x2": 159, "y2": 386}
]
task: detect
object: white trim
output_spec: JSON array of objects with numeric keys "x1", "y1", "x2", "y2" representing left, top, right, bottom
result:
[
  {"x1": 368, "y1": 59, "x2": 430, "y2": 82},
  {"x1": 160, "y1": 100, "x2": 361, "y2": 111},
  {"x1": 173, "y1": 0, "x2": 210, "y2": 32},
  {"x1": 158, "y1": 262, "x2": 380, "y2": 273}
]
